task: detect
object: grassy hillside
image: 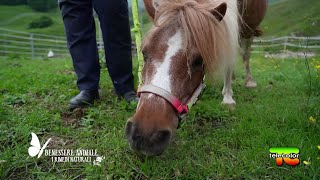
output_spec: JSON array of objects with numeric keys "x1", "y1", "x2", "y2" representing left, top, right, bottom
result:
[
  {"x1": 0, "y1": 0, "x2": 320, "y2": 37},
  {"x1": 262, "y1": 0, "x2": 320, "y2": 36},
  {"x1": 0, "y1": 5, "x2": 65, "y2": 36},
  {"x1": 0, "y1": 5, "x2": 149, "y2": 37}
]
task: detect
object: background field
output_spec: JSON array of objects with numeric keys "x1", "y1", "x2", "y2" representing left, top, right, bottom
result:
[
  {"x1": 0, "y1": 0, "x2": 320, "y2": 179},
  {"x1": 0, "y1": 0, "x2": 320, "y2": 37},
  {"x1": 261, "y1": 0, "x2": 320, "y2": 36},
  {"x1": 0, "y1": 5, "x2": 65, "y2": 36}
]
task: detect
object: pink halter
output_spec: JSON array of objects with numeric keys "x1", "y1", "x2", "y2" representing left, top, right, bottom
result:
[{"x1": 137, "y1": 80, "x2": 206, "y2": 119}]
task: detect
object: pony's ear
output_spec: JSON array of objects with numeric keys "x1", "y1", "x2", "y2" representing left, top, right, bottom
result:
[
  {"x1": 143, "y1": 0, "x2": 162, "y2": 20},
  {"x1": 211, "y1": 2, "x2": 227, "y2": 21}
]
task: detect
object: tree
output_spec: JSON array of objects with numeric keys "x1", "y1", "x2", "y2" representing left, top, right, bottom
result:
[
  {"x1": 28, "y1": 16, "x2": 53, "y2": 29},
  {"x1": 0, "y1": 0, "x2": 27, "y2": 5},
  {"x1": 27, "y1": 0, "x2": 57, "y2": 12}
]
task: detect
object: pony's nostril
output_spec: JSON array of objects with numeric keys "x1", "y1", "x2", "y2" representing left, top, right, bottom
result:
[
  {"x1": 126, "y1": 122, "x2": 142, "y2": 142},
  {"x1": 132, "y1": 130, "x2": 142, "y2": 141},
  {"x1": 125, "y1": 121, "x2": 133, "y2": 138},
  {"x1": 152, "y1": 130, "x2": 171, "y2": 144}
]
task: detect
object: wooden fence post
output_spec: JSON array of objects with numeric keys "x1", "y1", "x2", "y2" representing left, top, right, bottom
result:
[
  {"x1": 98, "y1": 20, "x2": 103, "y2": 51},
  {"x1": 30, "y1": 33, "x2": 34, "y2": 59},
  {"x1": 283, "y1": 36, "x2": 288, "y2": 54}
]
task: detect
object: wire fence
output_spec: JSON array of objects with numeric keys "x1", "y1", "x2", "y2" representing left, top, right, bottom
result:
[
  {"x1": 0, "y1": 28, "x2": 70, "y2": 58},
  {"x1": 0, "y1": 28, "x2": 319, "y2": 59},
  {"x1": 252, "y1": 36, "x2": 320, "y2": 54}
]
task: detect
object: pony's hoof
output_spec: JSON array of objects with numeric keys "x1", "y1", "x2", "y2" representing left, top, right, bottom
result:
[
  {"x1": 222, "y1": 100, "x2": 236, "y2": 105},
  {"x1": 221, "y1": 101, "x2": 236, "y2": 110},
  {"x1": 221, "y1": 97, "x2": 236, "y2": 109},
  {"x1": 245, "y1": 80, "x2": 257, "y2": 88}
]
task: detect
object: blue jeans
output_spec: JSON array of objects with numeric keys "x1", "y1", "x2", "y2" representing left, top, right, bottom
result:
[{"x1": 59, "y1": 0, "x2": 134, "y2": 95}]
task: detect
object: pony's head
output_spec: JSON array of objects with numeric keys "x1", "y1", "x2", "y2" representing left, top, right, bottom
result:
[{"x1": 126, "y1": 0, "x2": 229, "y2": 156}]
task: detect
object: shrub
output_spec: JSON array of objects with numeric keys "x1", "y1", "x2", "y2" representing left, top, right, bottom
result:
[
  {"x1": 0, "y1": 0, "x2": 27, "y2": 5},
  {"x1": 28, "y1": 16, "x2": 53, "y2": 29},
  {"x1": 27, "y1": 0, "x2": 56, "y2": 12}
]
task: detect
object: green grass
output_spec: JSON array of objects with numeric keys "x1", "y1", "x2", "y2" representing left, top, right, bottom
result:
[
  {"x1": 0, "y1": 54, "x2": 319, "y2": 179},
  {"x1": 262, "y1": 0, "x2": 320, "y2": 36},
  {"x1": 0, "y1": 5, "x2": 66, "y2": 36}
]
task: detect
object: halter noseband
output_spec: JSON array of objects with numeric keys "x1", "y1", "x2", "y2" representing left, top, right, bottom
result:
[{"x1": 137, "y1": 78, "x2": 206, "y2": 120}]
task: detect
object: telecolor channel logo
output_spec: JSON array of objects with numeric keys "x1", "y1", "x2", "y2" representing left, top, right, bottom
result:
[{"x1": 269, "y1": 147, "x2": 300, "y2": 166}]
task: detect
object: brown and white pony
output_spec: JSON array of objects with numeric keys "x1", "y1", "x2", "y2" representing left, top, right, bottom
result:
[
  {"x1": 125, "y1": 0, "x2": 266, "y2": 156},
  {"x1": 239, "y1": 0, "x2": 268, "y2": 87}
]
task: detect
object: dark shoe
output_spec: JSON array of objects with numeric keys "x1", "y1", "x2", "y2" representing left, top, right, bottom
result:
[
  {"x1": 123, "y1": 91, "x2": 139, "y2": 103},
  {"x1": 68, "y1": 90, "x2": 99, "y2": 110}
]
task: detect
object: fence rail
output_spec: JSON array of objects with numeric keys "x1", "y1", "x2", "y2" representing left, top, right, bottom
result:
[
  {"x1": 252, "y1": 36, "x2": 320, "y2": 54},
  {"x1": 0, "y1": 28, "x2": 70, "y2": 58},
  {"x1": 0, "y1": 28, "x2": 319, "y2": 59}
]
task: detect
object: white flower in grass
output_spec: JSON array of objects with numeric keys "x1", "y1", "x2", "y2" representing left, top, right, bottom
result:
[{"x1": 93, "y1": 156, "x2": 105, "y2": 166}]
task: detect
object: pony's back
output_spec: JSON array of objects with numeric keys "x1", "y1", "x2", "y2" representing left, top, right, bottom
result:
[{"x1": 211, "y1": 0, "x2": 239, "y2": 68}]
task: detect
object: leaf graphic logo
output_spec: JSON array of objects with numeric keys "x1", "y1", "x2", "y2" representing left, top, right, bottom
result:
[{"x1": 28, "y1": 132, "x2": 51, "y2": 158}]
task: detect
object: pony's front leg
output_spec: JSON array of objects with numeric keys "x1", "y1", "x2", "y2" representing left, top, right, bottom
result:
[
  {"x1": 240, "y1": 37, "x2": 257, "y2": 88},
  {"x1": 222, "y1": 66, "x2": 236, "y2": 106}
]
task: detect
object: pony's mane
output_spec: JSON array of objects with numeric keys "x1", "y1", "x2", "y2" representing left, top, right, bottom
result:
[{"x1": 143, "y1": 0, "x2": 231, "y2": 73}]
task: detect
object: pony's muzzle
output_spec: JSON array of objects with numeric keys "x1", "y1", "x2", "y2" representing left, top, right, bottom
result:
[{"x1": 125, "y1": 120, "x2": 172, "y2": 156}]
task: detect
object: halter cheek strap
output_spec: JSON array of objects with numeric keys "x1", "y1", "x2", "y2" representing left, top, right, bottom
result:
[
  {"x1": 138, "y1": 85, "x2": 189, "y2": 114},
  {"x1": 137, "y1": 80, "x2": 206, "y2": 119}
]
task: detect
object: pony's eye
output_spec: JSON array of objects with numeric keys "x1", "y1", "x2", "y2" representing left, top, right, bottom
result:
[{"x1": 192, "y1": 56, "x2": 203, "y2": 68}]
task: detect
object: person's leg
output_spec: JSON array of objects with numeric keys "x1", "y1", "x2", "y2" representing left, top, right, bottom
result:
[
  {"x1": 59, "y1": 0, "x2": 100, "y2": 109},
  {"x1": 59, "y1": 0, "x2": 100, "y2": 91},
  {"x1": 93, "y1": 0, "x2": 135, "y2": 96}
]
